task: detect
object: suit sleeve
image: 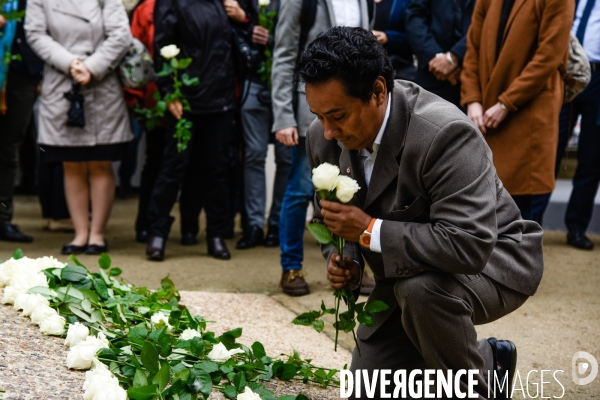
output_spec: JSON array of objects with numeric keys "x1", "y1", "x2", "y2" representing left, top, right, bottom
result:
[
  {"x1": 380, "y1": 119, "x2": 498, "y2": 277},
  {"x1": 84, "y1": 0, "x2": 131, "y2": 81},
  {"x1": 405, "y1": 0, "x2": 443, "y2": 69},
  {"x1": 498, "y1": 0, "x2": 573, "y2": 111},
  {"x1": 460, "y1": 0, "x2": 486, "y2": 106},
  {"x1": 25, "y1": 0, "x2": 76, "y2": 74},
  {"x1": 271, "y1": 0, "x2": 303, "y2": 132}
]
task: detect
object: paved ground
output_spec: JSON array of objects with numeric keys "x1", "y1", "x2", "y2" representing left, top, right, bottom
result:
[{"x1": 1, "y1": 195, "x2": 600, "y2": 399}]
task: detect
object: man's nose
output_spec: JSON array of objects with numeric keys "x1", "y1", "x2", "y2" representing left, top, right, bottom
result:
[{"x1": 323, "y1": 122, "x2": 337, "y2": 140}]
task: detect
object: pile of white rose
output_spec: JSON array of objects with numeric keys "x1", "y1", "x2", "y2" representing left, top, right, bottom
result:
[{"x1": 0, "y1": 256, "x2": 264, "y2": 400}]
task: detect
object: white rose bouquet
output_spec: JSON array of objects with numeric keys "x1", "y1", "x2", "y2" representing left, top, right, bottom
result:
[{"x1": 294, "y1": 162, "x2": 388, "y2": 356}]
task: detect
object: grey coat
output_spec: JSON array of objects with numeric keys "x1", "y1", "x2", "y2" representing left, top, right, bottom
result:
[
  {"x1": 271, "y1": 0, "x2": 372, "y2": 136},
  {"x1": 25, "y1": 0, "x2": 132, "y2": 147},
  {"x1": 306, "y1": 81, "x2": 544, "y2": 341}
]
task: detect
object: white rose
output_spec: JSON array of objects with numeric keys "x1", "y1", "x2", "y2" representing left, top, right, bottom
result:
[
  {"x1": 207, "y1": 342, "x2": 245, "y2": 363},
  {"x1": 151, "y1": 311, "x2": 172, "y2": 331},
  {"x1": 21, "y1": 293, "x2": 49, "y2": 317},
  {"x1": 83, "y1": 361, "x2": 126, "y2": 400},
  {"x1": 66, "y1": 335, "x2": 109, "y2": 370},
  {"x1": 312, "y1": 163, "x2": 340, "y2": 191},
  {"x1": 30, "y1": 304, "x2": 58, "y2": 325},
  {"x1": 180, "y1": 328, "x2": 201, "y2": 341},
  {"x1": 2, "y1": 286, "x2": 26, "y2": 304},
  {"x1": 13, "y1": 292, "x2": 31, "y2": 311},
  {"x1": 0, "y1": 258, "x2": 19, "y2": 287},
  {"x1": 40, "y1": 313, "x2": 66, "y2": 336},
  {"x1": 36, "y1": 256, "x2": 66, "y2": 270},
  {"x1": 0, "y1": 257, "x2": 42, "y2": 287},
  {"x1": 65, "y1": 322, "x2": 90, "y2": 347},
  {"x1": 335, "y1": 175, "x2": 361, "y2": 203},
  {"x1": 238, "y1": 386, "x2": 262, "y2": 400},
  {"x1": 160, "y1": 44, "x2": 180, "y2": 60},
  {"x1": 258, "y1": 0, "x2": 270, "y2": 6},
  {"x1": 10, "y1": 270, "x2": 48, "y2": 290}
]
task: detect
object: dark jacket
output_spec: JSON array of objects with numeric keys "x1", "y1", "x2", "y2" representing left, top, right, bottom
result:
[
  {"x1": 9, "y1": 0, "x2": 44, "y2": 81},
  {"x1": 154, "y1": 0, "x2": 237, "y2": 114},
  {"x1": 374, "y1": 0, "x2": 415, "y2": 81},
  {"x1": 406, "y1": 0, "x2": 474, "y2": 90}
]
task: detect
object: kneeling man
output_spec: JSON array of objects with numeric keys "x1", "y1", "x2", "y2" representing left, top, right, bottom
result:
[{"x1": 299, "y1": 27, "x2": 544, "y2": 399}]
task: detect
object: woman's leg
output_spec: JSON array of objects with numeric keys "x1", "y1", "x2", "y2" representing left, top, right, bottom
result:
[
  {"x1": 88, "y1": 160, "x2": 115, "y2": 245},
  {"x1": 63, "y1": 161, "x2": 90, "y2": 246}
]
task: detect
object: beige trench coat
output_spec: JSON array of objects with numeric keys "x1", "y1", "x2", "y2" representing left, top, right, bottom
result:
[{"x1": 25, "y1": 0, "x2": 132, "y2": 147}]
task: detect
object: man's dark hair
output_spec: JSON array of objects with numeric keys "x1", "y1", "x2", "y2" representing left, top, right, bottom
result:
[{"x1": 296, "y1": 26, "x2": 395, "y2": 102}]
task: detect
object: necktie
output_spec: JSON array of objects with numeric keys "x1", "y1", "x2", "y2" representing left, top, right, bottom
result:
[{"x1": 576, "y1": 0, "x2": 596, "y2": 43}]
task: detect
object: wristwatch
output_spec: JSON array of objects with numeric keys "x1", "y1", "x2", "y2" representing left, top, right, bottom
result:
[{"x1": 359, "y1": 218, "x2": 377, "y2": 248}]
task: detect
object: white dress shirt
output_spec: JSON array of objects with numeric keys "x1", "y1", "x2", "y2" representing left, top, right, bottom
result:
[
  {"x1": 331, "y1": 0, "x2": 361, "y2": 28},
  {"x1": 359, "y1": 94, "x2": 391, "y2": 253},
  {"x1": 572, "y1": 0, "x2": 600, "y2": 62}
]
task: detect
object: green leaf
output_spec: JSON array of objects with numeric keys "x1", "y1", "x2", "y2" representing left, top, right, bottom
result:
[
  {"x1": 292, "y1": 311, "x2": 320, "y2": 326},
  {"x1": 122, "y1": 365, "x2": 136, "y2": 378},
  {"x1": 141, "y1": 341, "x2": 160, "y2": 374},
  {"x1": 67, "y1": 255, "x2": 85, "y2": 267},
  {"x1": 170, "y1": 58, "x2": 179, "y2": 69},
  {"x1": 343, "y1": 320, "x2": 356, "y2": 333},
  {"x1": 11, "y1": 248, "x2": 24, "y2": 259},
  {"x1": 27, "y1": 286, "x2": 56, "y2": 299},
  {"x1": 81, "y1": 299, "x2": 93, "y2": 313},
  {"x1": 153, "y1": 363, "x2": 170, "y2": 392},
  {"x1": 57, "y1": 286, "x2": 84, "y2": 301},
  {"x1": 275, "y1": 364, "x2": 297, "y2": 381},
  {"x1": 97, "y1": 347, "x2": 117, "y2": 361},
  {"x1": 109, "y1": 267, "x2": 123, "y2": 277},
  {"x1": 306, "y1": 223, "x2": 334, "y2": 245},
  {"x1": 127, "y1": 384, "x2": 159, "y2": 400},
  {"x1": 133, "y1": 368, "x2": 149, "y2": 388},
  {"x1": 233, "y1": 371, "x2": 246, "y2": 391},
  {"x1": 365, "y1": 300, "x2": 389, "y2": 313},
  {"x1": 93, "y1": 278, "x2": 109, "y2": 300},
  {"x1": 79, "y1": 288, "x2": 99, "y2": 304},
  {"x1": 312, "y1": 319, "x2": 325, "y2": 333},
  {"x1": 68, "y1": 305, "x2": 92, "y2": 322},
  {"x1": 177, "y1": 58, "x2": 192, "y2": 69},
  {"x1": 61, "y1": 265, "x2": 88, "y2": 283},
  {"x1": 130, "y1": 326, "x2": 149, "y2": 340},
  {"x1": 188, "y1": 369, "x2": 212, "y2": 396},
  {"x1": 251, "y1": 342, "x2": 266, "y2": 359},
  {"x1": 222, "y1": 384, "x2": 237, "y2": 399},
  {"x1": 91, "y1": 310, "x2": 103, "y2": 323},
  {"x1": 357, "y1": 312, "x2": 376, "y2": 327},
  {"x1": 195, "y1": 360, "x2": 218, "y2": 374},
  {"x1": 296, "y1": 395, "x2": 310, "y2": 400},
  {"x1": 98, "y1": 253, "x2": 111, "y2": 270}
]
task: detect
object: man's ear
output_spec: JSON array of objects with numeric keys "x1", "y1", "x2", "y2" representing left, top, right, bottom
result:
[{"x1": 372, "y1": 76, "x2": 387, "y2": 105}]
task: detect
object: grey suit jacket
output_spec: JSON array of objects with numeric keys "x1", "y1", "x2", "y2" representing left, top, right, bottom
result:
[
  {"x1": 306, "y1": 81, "x2": 544, "y2": 338},
  {"x1": 271, "y1": 0, "x2": 372, "y2": 136}
]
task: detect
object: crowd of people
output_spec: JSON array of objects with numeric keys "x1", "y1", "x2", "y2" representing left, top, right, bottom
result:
[{"x1": 0, "y1": 0, "x2": 598, "y2": 297}]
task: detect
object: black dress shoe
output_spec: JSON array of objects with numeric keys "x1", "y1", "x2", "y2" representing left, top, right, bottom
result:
[
  {"x1": 61, "y1": 243, "x2": 87, "y2": 255},
  {"x1": 208, "y1": 237, "x2": 231, "y2": 260},
  {"x1": 488, "y1": 338, "x2": 517, "y2": 400},
  {"x1": 567, "y1": 230, "x2": 594, "y2": 250},
  {"x1": 263, "y1": 225, "x2": 279, "y2": 247},
  {"x1": 236, "y1": 226, "x2": 264, "y2": 249},
  {"x1": 0, "y1": 223, "x2": 33, "y2": 243},
  {"x1": 181, "y1": 232, "x2": 198, "y2": 246},
  {"x1": 146, "y1": 236, "x2": 166, "y2": 261},
  {"x1": 86, "y1": 241, "x2": 108, "y2": 255},
  {"x1": 136, "y1": 230, "x2": 149, "y2": 243}
]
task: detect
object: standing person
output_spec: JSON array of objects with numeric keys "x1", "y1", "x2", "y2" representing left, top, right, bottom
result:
[
  {"x1": 0, "y1": 0, "x2": 43, "y2": 243},
  {"x1": 26, "y1": 0, "x2": 133, "y2": 255},
  {"x1": 461, "y1": 0, "x2": 573, "y2": 224},
  {"x1": 371, "y1": 0, "x2": 416, "y2": 81},
  {"x1": 146, "y1": 0, "x2": 245, "y2": 261},
  {"x1": 235, "y1": 0, "x2": 292, "y2": 250},
  {"x1": 300, "y1": 27, "x2": 544, "y2": 398},
  {"x1": 405, "y1": 0, "x2": 474, "y2": 108},
  {"x1": 551, "y1": 0, "x2": 600, "y2": 250},
  {"x1": 271, "y1": 0, "x2": 374, "y2": 296}
]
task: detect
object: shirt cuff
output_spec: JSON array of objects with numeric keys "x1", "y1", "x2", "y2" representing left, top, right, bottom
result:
[{"x1": 369, "y1": 219, "x2": 383, "y2": 253}]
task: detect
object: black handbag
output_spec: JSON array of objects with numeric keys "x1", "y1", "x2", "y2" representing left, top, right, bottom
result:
[{"x1": 64, "y1": 82, "x2": 86, "y2": 128}]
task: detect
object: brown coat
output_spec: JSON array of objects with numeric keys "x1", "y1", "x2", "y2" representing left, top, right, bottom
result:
[{"x1": 461, "y1": 0, "x2": 573, "y2": 195}]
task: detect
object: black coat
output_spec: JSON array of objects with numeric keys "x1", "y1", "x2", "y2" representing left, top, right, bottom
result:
[
  {"x1": 154, "y1": 0, "x2": 237, "y2": 114},
  {"x1": 9, "y1": 0, "x2": 44, "y2": 81},
  {"x1": 405, "y1": 0, "x2": 474, "y2": 90}
]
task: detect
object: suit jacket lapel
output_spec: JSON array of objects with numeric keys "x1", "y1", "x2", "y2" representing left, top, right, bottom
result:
[
  {"x1": 363, "y1": 89, "x2": 409, "y2": 210},
  {"x1": 338, "y1": 142, "x2": 368, "y2": 208}
]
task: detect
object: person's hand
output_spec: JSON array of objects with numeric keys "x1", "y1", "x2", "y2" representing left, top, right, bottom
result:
[
  {"x1": 327, "y1": 253, "x2": 361, "y2": 290},
  {"x1": 320, "y1": 199, "x2": 372, "y2": 243},
  {"x1": 467, "y1": 102, "x2": 486, "y2": 134},
  {"x1": 252, "y1": 25, "x2": 269, "y2": 45},
  {"x1": 483, "y1": 102, "x2": 509, "y2": 129},
  {"x1": 167, "y1": 100, "x2": 183, "y2": 120},
  {"x1": 447, "y1": 68, "x2": 462, "y2": 86},
  {"x1": 428, "y1": 53, "x2": 457, "y2": 81},
  {"x1": 372, "y1": 30, "x2": 388, "y2": 45},
  {"x1": 275, "y1": 126, "x2": 299, "y2": 146},
  {"x1": 36, "y1": 80, "x2": 43, "y2": 96},
  {"x1": 0, "y1": 15, "x2": 7, "y2": 29},
  {"x1": 223, "y1": 0, "x2": 246, "y2": 22},
  {"x1": 70, "y1": 59, "x2": 91, "y2": 85}
]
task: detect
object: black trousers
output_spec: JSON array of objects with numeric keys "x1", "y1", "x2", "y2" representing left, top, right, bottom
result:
[
  {"x1": 0, "y1": 74, "x2": 39, "y2": 222},
  {"x1": 147, "y1": 111, "x2": 233, "y2": 239}
]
